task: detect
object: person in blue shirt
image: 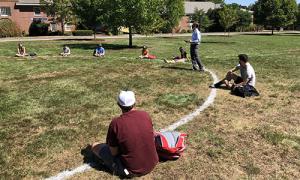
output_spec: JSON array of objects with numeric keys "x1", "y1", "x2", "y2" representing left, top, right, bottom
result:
[
  {"x1": 94, "y1": 44, "x2": 105, "y2": 57},
  {"x1": 185, "y1": 23, "x2": 204, "y2": 72}
]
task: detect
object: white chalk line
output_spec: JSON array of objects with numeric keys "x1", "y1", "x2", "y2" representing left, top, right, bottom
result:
[{"x1": 45, "y1": 68, "x2": 219, "y2": 180}]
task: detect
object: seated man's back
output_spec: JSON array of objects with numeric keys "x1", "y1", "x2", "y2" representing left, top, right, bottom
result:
[{"x1": 107, "y1": 110, "x2": 158, "y2": 175}]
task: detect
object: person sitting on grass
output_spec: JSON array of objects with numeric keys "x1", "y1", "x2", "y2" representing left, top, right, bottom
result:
[
  {"x1": 94, "y1": 44, "x2": 105, "y2": 57},
  {"x1": 91, "y1": 90, "x2": 158, "y2": 178},
  {"x1": 164, "y1": 47, "x2": 188, "y2": 63},
  {"x1": 16, "y1": 43, "x2": 27, "y2": 57},
  {"x1": 209, "y1": 54, "x2": 256, "y2": 90},
  {"x1": 60, "y1": 45, "x2": 71, "y2": 56},
  {"x1": 139, "y1": 45, "x2": 156, "y2": 59}
]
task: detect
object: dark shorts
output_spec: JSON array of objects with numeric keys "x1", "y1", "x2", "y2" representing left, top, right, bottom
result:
[{"x1": 97, "y1": 144, "x2": 130, "y2": 177}]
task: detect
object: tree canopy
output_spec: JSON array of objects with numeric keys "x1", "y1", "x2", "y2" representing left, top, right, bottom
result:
[
  {"x1": 41, "y1": 0, "x2": 73, "y2": 35},
  {"x1": 218, "y1": 5, "x2": 238, "y2": 36},
  {"x1": 159, "y1": 0, "x2": 185, "y2": 33},
  {"x1": 252, "y1": 0, "x2": 298, "y2": 34},
  {"x1": 71, "y1": 0, "x2": 107, "y2": 36}
]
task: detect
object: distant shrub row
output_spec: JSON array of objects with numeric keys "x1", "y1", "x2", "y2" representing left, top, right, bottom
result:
[
  {"x1": 29, "y1": 21, "x2": 49, "y2": 36},
  {"x1": 0, "y1": 18, "x2": 22, "y2": 37},
  {"x1": 72, "y1": 30, "x2": 93, "y2": 36}
]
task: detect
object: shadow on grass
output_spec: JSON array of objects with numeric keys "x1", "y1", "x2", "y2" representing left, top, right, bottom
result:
[
  {"x1": 243, "y1": 33, "x2": 273, "y2": 36},
  {"x1": 81, "y1": 145, "x2": 112, "y2": 174},
  {"x1": 201, "y1": 41, "x2": 236, "y2": 44},
  {"x1": 161, "y1": 66, "x2": 194, "y2": 71},
  {"x1": 244, "y1": 32, "x2": 300, "y2": 37},
  {"x1": 212, "y1": 86, "x2": 230, "y2": 91},
  {"x1": 68, "y1": 43, "x2": 142, "y2": 50}
]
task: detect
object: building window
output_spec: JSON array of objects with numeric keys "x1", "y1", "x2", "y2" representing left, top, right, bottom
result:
[
  {"x1": 0, "y1": 7, "x2": 11, "y2": 16},
  {"x1": 33, "y1": 7, "x2": 41, "y2": 16},
  {"x1": 32, "y1": 17, "x2": 47, "y2": 22}
]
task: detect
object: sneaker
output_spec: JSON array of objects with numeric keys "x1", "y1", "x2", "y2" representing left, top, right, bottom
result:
[{"x1": 209, "y1": 84, "x2": 216, "y2": 88}]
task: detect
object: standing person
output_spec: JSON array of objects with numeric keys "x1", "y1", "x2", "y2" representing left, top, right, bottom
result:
[
  {"x1": 209, "y1": 54, "x2": 256, "y2": 89},
  {"x1": 91, "y1": 90, "x2": 159, "y2": 178},
  {"x1": 94, "y1": 44, "x2": 105, "y2": 57},
  {"x1": 185, "y1": 23, "x2": 204, "y2": 72},
  {"x1": 16, "y1": 43, "x2": 27, "y2": 57},
  {"x1": 60, "y1": 45, "x2": 71, "y2": 56}
]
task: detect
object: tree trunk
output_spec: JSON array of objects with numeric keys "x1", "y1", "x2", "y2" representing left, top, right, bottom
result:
[
  {"x1": 129, "y1": 26, "x2": 133, "y2": 48},
  {"x1": 61, "y1": 18, "x2": 65, "y2": 35},
  {"x1": 93, "y1": 27, "x2": 96, "y2": 40},
  {"x1": 271, "y1": 26, "x2": 274, "y2": 35}
]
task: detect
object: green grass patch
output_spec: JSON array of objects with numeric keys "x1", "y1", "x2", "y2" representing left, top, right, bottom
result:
[
  {"x1": 0, "y1": 34, "x2": 299, "y2": 179},
  {"x1": 156, "y1": 93, "x2": 199, "y2": 108}
]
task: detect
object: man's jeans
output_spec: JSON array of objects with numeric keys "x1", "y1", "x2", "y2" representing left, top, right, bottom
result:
[{"x1": 190, "y1": 44, "x2": 204, "y2": 70}]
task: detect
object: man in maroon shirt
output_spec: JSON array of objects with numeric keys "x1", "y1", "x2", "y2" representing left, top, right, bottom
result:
[{"x1": 92, "y1": 90, "x2": 158, "y2": 177}]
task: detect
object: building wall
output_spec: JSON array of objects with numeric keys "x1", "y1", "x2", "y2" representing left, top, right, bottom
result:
[
  {"x1": 174, "y1": 16, "x2": 191, "y2": 33},
  {"x1": 0, "y1": 1, "x2": 47, "y2": 33}
]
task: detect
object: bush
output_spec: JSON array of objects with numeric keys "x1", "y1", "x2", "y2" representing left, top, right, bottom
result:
[
  {"x1": 0, "y1": 18, "x2": 22, "y2": 37},
  {"x1": 48, "y1": 31, "x2": 63, "y2": 36},
  {"x1": 29, "y1": 21, "x2": 49, "y2": 36},
  {"x1": 180, "y1": 29, "x2": 187, "y2": 33},
  {"x1": 72, "y1": 30, "x2": 93, "y2": 36}
]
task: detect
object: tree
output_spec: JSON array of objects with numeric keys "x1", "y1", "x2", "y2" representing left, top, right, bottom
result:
[
  {"x1": 218, "y1": 5, "x2": 238, "y2": 36},
  {"x1": 191, "y1": 8, "x2": 213, "y2": 32},
  {"x1": 71, "y1": 0, "x2": 106, "y2": 38},
  {"x1": 159, "y1": 0, "x2": 185, "y2": 33},
  {"x1": 253, "y1": 0, "x2": 298, "y2": 34},
  {"x1": 41, "y1": 0, "x2": 73, "y2": 35},
  {"x1": 105, "y1": 0, "x2": 163, "y2": 47},
  {"x1": 235, "y1": 9, "x2": 252, "y2": 32},
  {"x1": 189, "y1": 0, "x2": 224, "y2": 3},
  {"x1": 297, "y1": 4, "x2": 300, "y2": 29}
]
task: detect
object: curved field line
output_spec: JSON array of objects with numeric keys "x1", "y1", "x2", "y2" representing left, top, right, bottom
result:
[{"x1": 45, "y1": 68, "x2": 219, "y2": 180}]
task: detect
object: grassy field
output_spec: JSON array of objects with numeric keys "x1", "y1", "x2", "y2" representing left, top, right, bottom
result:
[{"x1": 0, "y1": 35, "x2": 299, "y2": 179}]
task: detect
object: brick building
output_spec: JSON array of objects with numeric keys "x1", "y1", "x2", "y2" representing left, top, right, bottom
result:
[
  {"x1": 175, "y1": 1, "x2": 221, "y2": 32},
  {"x1": 0, "y1": 0, "x2": 48, "y2": 33},
  {"x1": 0, "y1": 0, "x2": 73, "y2": 34}
]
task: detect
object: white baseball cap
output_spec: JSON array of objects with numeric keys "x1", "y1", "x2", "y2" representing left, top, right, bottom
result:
[{"x1": 117, "y1": 90, "x2": 136, "y2": 107}]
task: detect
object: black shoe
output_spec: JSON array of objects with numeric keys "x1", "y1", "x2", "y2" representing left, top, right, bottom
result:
[{"x1": 209, "y1": 84, "x2": 216, "y2": 88}]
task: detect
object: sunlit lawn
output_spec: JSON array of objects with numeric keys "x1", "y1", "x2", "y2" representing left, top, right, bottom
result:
[{"x1": 0, "y1": 34, "x2": 299, "y2": 179}]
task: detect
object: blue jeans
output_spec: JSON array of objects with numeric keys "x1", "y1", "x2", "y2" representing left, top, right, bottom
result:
[{"x1": 97, "y1": 144, "x2": 130, "y2": 177}]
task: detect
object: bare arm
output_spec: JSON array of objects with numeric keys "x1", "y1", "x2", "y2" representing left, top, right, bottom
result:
[{"x1": 229, "y1": 66, "x2": 239, "y2": 73}]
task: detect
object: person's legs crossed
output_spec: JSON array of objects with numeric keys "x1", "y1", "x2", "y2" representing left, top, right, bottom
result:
[
  {"x1": 91, "y1": 143, "x2": 128, "y2": 177},
  {"x1": 211, "y1": 72, "x2": 239, "y2": 88}
]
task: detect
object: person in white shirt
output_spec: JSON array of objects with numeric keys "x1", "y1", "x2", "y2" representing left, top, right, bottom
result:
[
  {"x1": 210, "y1": 54, "x2": 256, "y2": 89},
  {"x1": 185, "y1": 23, "x2": 204, "y2": 72},
  {"x1": 60, "y1": 45, "x2": 71, "y2": 56}
]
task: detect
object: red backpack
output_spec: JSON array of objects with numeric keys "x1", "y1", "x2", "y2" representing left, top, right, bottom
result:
[{"x1": 154, "y1": 131, "x2": 188, "y2": 160}]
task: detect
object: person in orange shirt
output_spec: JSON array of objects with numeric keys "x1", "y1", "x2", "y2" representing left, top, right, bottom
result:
[{"x1": 139, "y1": 45, "x2": 156, "y2": 59}]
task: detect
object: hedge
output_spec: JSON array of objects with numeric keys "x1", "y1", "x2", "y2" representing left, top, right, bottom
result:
[
  {"x1": 29, "y1": 21, "x2": 49, "y2": 36},
  {"x1": 0, "y1": 18, "x2": 22, "y2": 37},
  {"x1": 72, "y1": 30, "x2": 93, "y2": 36}
]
